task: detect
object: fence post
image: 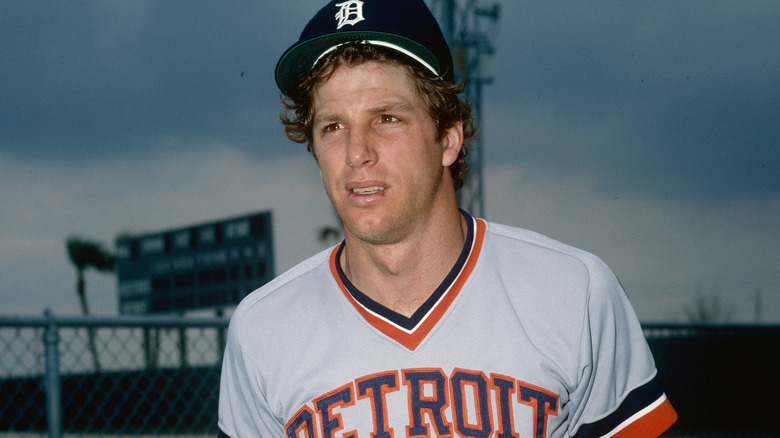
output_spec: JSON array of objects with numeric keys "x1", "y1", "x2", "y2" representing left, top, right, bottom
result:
[
  {"x1": 144, "y1": 327, "x2": 159, "y2": 369},
  {"x1": 217, "y1": 309, "x2": 226, "y2": 363},
  {"x1": 179, "y1": 326, "x2": 188, "y2": 368},
  {"x1": 43, "y1": 308, "x2": 62, "y2": 438}
]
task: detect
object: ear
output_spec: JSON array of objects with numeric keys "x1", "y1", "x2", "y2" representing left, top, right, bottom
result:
[{"x1": 441, "y1": 121, "x2": 464, "y2": 167}]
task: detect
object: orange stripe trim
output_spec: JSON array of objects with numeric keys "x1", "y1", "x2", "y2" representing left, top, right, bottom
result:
[
  {"x1": 329, "y1": 219, "x2": 486, "y2": 351},
  {"x1": 612, "y1": 397, "x2": 677, "y2": 438}
]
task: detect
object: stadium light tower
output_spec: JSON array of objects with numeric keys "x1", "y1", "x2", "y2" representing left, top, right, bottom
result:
[{"x1": 429, "y1": 0, "x2": 500, "y2": 219}]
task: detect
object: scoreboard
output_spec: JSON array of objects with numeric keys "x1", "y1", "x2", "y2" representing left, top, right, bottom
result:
[{"x1": 115, "y1": 211, "x2": 274, "y2": 315}]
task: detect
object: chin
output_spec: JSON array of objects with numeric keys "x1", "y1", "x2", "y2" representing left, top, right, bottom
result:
[{"x1": 344, "y1": 216, "x2": 402, "y2": 245}]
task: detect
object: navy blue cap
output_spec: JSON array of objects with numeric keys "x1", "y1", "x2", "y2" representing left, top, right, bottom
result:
[{"x1": 275, "y1": 0, "x2": 454, "y2": 96}]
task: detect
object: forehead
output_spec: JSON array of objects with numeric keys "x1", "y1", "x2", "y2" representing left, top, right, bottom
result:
[
  {"x1": 313, "y1": 61, "x2": 420, "y2": 105},
  {"x1": 321, "y1": 60, "x2": 411, "y2": 89}
]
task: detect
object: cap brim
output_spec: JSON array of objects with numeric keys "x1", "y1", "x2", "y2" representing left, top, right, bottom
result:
[{"x1": 275, "y1": 31, "x2": 442, "y2": 96}]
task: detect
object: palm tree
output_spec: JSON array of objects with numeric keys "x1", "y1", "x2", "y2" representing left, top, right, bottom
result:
[{"x1": 66, "y1": 236, "x2": 115, "y2": 372}]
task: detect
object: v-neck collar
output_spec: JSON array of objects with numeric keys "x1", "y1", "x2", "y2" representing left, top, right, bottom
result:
[{"x1": 329, "y1": 211, "x2": 486, "y2": 351}]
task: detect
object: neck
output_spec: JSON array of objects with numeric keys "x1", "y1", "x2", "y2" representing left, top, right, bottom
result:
[{"x1": 340, "y1": 207, "x2": 467, "y2": 317}]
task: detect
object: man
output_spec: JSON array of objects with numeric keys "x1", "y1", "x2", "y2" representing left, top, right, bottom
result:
[{"x1": 218, "y1": 1, "x2": 677, "y2": 437}]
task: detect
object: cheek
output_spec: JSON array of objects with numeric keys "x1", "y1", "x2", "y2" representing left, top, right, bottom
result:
[
  {"x1": 317, "y1": 159, "x2": 346, "y2": 202},
  {"x1": 318, "y1": 163, "x2": 337, "y2": 188},
  {"x1": 314, "y1": 144, "x2": 342, "y2": 176}
]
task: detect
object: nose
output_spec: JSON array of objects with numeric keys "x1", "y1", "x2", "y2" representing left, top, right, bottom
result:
[{"x1": 345, "y1": 125, "x2": 376, "y2": 167}]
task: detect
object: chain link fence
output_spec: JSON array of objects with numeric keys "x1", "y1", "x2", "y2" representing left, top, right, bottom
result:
[
  {"x1": 0, "y1": 311, "x2": 228, "y2": 438},
  {"x1": 1, "y1": 312, "x2": 778, "y2": 437}
]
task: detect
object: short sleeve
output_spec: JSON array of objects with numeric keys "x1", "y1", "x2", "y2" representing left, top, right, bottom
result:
[
  {"x1": 218, "y1": 313, "x2": 284, "y2": 438},
  {"x1": 568, "y1": 258, "x2": 677, "y2": 438}
]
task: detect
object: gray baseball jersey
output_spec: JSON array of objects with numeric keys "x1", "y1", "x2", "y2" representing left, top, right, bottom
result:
[{"x1": 218, "y1": 212, "x2": 676, "y2": 437}]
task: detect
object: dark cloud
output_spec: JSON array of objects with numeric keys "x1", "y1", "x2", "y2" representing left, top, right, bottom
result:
[
  {"x1": 1, "y1": 0, "x2": 778, "y2": 199},
  {"x1": 0, "y1": 1, "x2": 301, "y2": 162},
  {"x1": 483, "y1": 1, "x2": 780, "y2": 202}
]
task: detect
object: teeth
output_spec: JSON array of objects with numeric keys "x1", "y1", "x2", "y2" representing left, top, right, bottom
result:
[{"x1": 352, "y1": 186, "x2": 384, "y2": 195}]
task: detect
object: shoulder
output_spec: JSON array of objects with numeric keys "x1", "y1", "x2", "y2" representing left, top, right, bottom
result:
[
  {"x1": 482, "y1": 220, "x2": 616, "y2": 285},
  {"x1": 476, "y1": 220, "x2": 630, "y2": 348},
  {"x1": 228, "y1": 246, "x2": 335, "y2": 334}
]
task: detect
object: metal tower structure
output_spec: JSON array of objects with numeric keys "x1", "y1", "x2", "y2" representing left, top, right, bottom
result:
[{"x1": 429, "y1": 0, "x2": 500, "y2": 218}]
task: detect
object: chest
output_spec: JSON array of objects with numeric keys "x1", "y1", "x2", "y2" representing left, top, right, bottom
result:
[{"x1": 266, "y1": 281, "x2": 583, "y2": 438}]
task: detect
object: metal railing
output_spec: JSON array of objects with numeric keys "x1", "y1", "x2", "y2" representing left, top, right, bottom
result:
[
  {"x1": 0, "y1": 310, "x2": 228, "y2": 438},
  {"x1": 1, "y1": 312, "x2": 778, "y2": 437}
]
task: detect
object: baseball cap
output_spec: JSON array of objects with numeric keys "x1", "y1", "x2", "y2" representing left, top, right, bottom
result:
[{"x1": 275, "y1": 0, "x2": 454, "y2": 96}]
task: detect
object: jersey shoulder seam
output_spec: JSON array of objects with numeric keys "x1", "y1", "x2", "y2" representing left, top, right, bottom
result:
[{"x1": 232, "y1": 246, "x2": 334, "y2": 317}]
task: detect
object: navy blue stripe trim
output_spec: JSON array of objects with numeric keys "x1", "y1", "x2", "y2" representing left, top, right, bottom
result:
[
  {"x1": 217, "y1": 428, "x2": 231, "y2": 438},
  {"x1": 573, "y1": 375, "x2": 665, "y2": 438},
  {"x1": 335, "y1": 210, "x2": 474, "y2": 331}
]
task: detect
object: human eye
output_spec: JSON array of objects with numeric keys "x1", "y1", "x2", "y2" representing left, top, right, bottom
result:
[
  {"x1": 378, "y1": 115, "x2": 399, "y2": 124},
  {"x1": 322, "y1": 122, "x2": 345, "y2": 133}
]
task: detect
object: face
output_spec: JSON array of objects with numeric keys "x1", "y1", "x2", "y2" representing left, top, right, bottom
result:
[{"x1": 311, "y1": 61, "x2": 462, "y2": 246}]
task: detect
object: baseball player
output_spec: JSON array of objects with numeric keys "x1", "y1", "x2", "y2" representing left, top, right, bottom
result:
[{"x1": 218, "y1": 0, "x2": 677, "y2": 437}]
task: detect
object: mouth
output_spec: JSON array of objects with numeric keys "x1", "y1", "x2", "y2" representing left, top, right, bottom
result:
[{"x1": 351, "y1": 185, "x2": 385, "y2": 195}]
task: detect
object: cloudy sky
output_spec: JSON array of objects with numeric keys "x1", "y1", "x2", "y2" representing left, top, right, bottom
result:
[{"x1": 1, "y1": 1, "x2": 778, "y2": 323}]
